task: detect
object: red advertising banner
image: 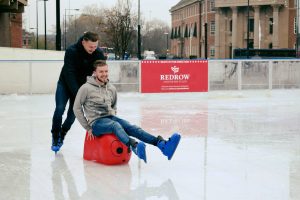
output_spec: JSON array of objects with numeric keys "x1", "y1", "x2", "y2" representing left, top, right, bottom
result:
[{"x1": 141, "y1": 60, "x2": 208, "y2": 93}]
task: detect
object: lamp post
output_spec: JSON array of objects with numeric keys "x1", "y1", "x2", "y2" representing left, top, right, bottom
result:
[
  {"x1": 74, "y1": 14, "x2": 78, "y2": 42},
  {"x1": 164, "y1": 32, "x2": 169, "y2": 53},
  {"x1": 297, "y1": 0, "x2": 299, "y2": 57},
  {"x1": 30, "y1": 27, "x2": 37, "y2": 49},
  {"x1": 44, "y1": 0, "x2": 48, "y2": 50},
  {"x1": 137, "y1": 0, "x2": 141, "y2": 60},
  {"x1": 247, "y1": 0, "x2": 250, "y2": 59},
  {"x1": 36, "y1": 0, "x2": 39, "y2": 49},
  {"x1": 56, "y1": 0, "x2": 61, "y2": 50},
  {"x1": 204, "y1": 0, "x2": 208, "y2": 59},
  {"x1": 36, "y1": 0, "x2": 48, "y2": 49},
  {"x1": 64, "y1": 8, "x2": 80, "y2": 50}
]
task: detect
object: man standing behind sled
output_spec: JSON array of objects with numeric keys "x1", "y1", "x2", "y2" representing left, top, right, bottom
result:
[
  {"x1": 73, "y1": 60, "x2": 181, "y2": 163},
  {"x1": 51, "y1": 31, "x2": 106, "y2": 153}
]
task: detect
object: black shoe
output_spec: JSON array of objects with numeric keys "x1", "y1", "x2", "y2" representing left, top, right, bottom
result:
[{"x1": 58, "y1": 129, "x2": 67, "y2": 148}]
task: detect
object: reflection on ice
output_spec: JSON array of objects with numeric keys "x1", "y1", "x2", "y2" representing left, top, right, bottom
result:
[
  {"x1": 49, "y1": 153, "x2": 180, "y2": 200},
  {"x1": 0, "y1": 89, "x2": 299, "y2": 200}
]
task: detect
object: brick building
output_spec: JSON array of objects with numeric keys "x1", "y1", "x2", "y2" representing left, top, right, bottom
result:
[
  {"x1": 170, "y1": 0, "x2": 216, "y2": 58},
  {"x1": 170, "y1": 0, "x2": 297, "y2": 59},
  {"x1": 215, "y1": 0, "x2": 297, "y2": 58},
  {"x1": 0, "y1": 0, "x2": 28, "y2": 48}
]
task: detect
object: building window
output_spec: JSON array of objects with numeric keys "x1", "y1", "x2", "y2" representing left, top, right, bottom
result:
[
  {"x1": 210, "y1": 47, "x2": 215, "y2": 57},
  {"x1": 184, "y1": 25, "x2": 188, "y2": 38},
  {"x1": 194, "y1": 23, "x2": 197, "y2": 37},
  {"x1": 179, "y1": 27, "x2": 182, "y2": 38},
  {"x1": 294, "y1": 17, "x2": 297, "y2": 34},
  {"x1": 249, "y1": 41, "x2": 254, "y2": 49},
  {"x1": 249, "y1": 18, "x2": 254, "y2": 32},
  {"x1": 210, "y1": 0, "x2": 215, "y2": 11},
  {"x1": 173, "y1": 27, "x2": 177, "y2": 39},
  {"x1": 230, "y1": 20, "x2": 232, "y2": 32},
  {"x1": 269, "y1": 43, "x2": 273, "y2": 49},
  {"x1": 190, "y1": 24, "x2": 194, "y2": 37},
  {"x1": 269, "y1": 18, "x2": 273, "y2": 34},
  {"x1": 210, "y1": 21, "x2": 215, "y2": 35}
]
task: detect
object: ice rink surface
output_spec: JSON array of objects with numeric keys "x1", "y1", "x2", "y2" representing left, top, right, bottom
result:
[{"x1": 0, "y1": 89, "x2": 299, "y2": 200}]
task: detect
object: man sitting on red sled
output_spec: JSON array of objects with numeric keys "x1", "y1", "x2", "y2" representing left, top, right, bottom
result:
[{"x1": 73, "y1": 60, "x2": 181, "y2": 163}]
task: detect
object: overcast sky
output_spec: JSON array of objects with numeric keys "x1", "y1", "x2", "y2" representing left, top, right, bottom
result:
[{"x1": 24, "y1": 0, "x2": 179, "y2": 33}]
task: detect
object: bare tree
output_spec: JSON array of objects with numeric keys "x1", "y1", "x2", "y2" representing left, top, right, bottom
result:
[
  {"x1": 62, "y1": 2, "x2": 171, "y2": 59},
  {"x1": 142, "y1": 19, "x2": 170, "y2": 55},
  {"x1": 64, "y1": 5, "x2": 107, "y2": 48},
  {"x1": 104, "y1": 0, "x2": 138, "y2": 59}
]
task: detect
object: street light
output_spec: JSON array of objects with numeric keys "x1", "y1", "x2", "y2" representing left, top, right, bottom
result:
[
  {"x1": 44, "y1": 0, "x2": 48, "y2": 50},
  {"x1": 296, "y1": 0, "x2": 299, "y2": 57},
  {"x1": 36, "y1": 0, "x2": 39, "y2": 49},
  {"x1": 56, "y1": 0, "x2": 61, "y2": 50},
  {"x1": 247, "y1": 0, "x2": 250, "y2": 59},
  {"x1": 30, "y1": 27, "x2": 37, "y2": 48},
  {"x1": 36, "y1": 0, "x2": 48, "y2": 50},
  {"x1": 74, "y1": 14, "x2": 80, "y2": 42},
  {"x1": 137, "y1": 0, "x2": 141, "y2": 60},
  {"x1": 64, "y1": 8, "x2": 80, "y2": 49},
  {"x1": 164, "y1": 32, "x2": 169, "y2": 53}
]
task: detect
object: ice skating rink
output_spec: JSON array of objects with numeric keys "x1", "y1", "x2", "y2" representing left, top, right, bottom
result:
[{"x1": 0, "y1": 89, "x2": 299, "y2": 200}]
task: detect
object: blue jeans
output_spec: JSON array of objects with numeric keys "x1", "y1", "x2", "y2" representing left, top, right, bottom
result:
[
  {"x1": 92, "y1": 116, "x2": 158, "y2": 146},
  {"x1": 51, "y1": 81, "x2": 76, "y2": 134}
]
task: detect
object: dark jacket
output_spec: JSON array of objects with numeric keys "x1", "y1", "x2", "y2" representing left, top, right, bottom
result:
[{"x1": 58, "y1": 37, "x2": 106, "y2": 99}]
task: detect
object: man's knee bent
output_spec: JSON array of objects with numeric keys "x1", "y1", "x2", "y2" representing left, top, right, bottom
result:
[{"x1": 111, "y1": 121, "x2": 123, "y2": 132}]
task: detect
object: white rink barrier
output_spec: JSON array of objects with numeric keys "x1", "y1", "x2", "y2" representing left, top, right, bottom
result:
[
  {"x1": 0, "y1": 48, "x2": 299, "y2": 94},
  {"x1": 208, "y1": 60, "x2": 300, "y2": 90},
  {"x1": 0, "y1": 60, "x2": 140, "y2": 94},
  {"x1": 0, "y1": 47, "x2": 139, "y2": 94}
]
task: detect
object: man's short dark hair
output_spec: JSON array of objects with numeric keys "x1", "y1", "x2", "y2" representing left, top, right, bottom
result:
[
  {"x1": 93, "y1": 60, "x2": 107, "y2": 70},
  {"x1": 83, "y1": 31, "x2": 99, "y2": 42}
]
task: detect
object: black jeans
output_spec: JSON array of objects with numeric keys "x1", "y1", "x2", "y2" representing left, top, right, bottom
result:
[{"x1": 51, "y1": 81, "x2": 75, "y2": 134}]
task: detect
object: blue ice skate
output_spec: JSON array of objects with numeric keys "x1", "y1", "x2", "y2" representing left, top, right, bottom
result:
[
  {"x1": 132, "y1": 142, "x2": 147, "y2": 163},
  {"x1": 157, "y1": 133, "x2": 181, "y2": 160},
  {"x1": 51, "y1": 139, "x2": 60, "y2": 154},
  {"x1": 51, "y1": 132, "x2": 60, "y2": 154}
]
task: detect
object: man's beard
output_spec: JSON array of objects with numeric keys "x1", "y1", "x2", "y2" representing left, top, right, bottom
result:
[{"x1": 97, "y1": 76, "x2": 107, "y2": 83}]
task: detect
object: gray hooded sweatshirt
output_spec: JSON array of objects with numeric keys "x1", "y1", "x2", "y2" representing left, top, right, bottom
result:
[{"x1": 73, "y1": 76, "x2": 117, "y2": 131}]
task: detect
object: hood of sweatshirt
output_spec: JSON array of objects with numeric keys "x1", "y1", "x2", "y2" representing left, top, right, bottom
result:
[{"x1": 86, "y1": 75, "x2": 108, "y2": 87}]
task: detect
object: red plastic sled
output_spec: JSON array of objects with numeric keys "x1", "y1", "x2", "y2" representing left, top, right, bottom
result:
[{"x1": 83, "y1": 132, "x2": 131, "y2": 165}]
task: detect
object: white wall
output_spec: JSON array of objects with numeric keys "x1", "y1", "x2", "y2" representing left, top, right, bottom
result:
[
  {"x1": 0, "y1": 47, "x2": 64, "y2": 60},
  {"x1": 209, "y1": 60, "x2": 300, "y2": 90},
  {"x1": 1, "y1": 48, "x2": 300, "y2": 94},
  {"x1": 0, "y1": 47, "x2": 64, "y2": 94}
]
